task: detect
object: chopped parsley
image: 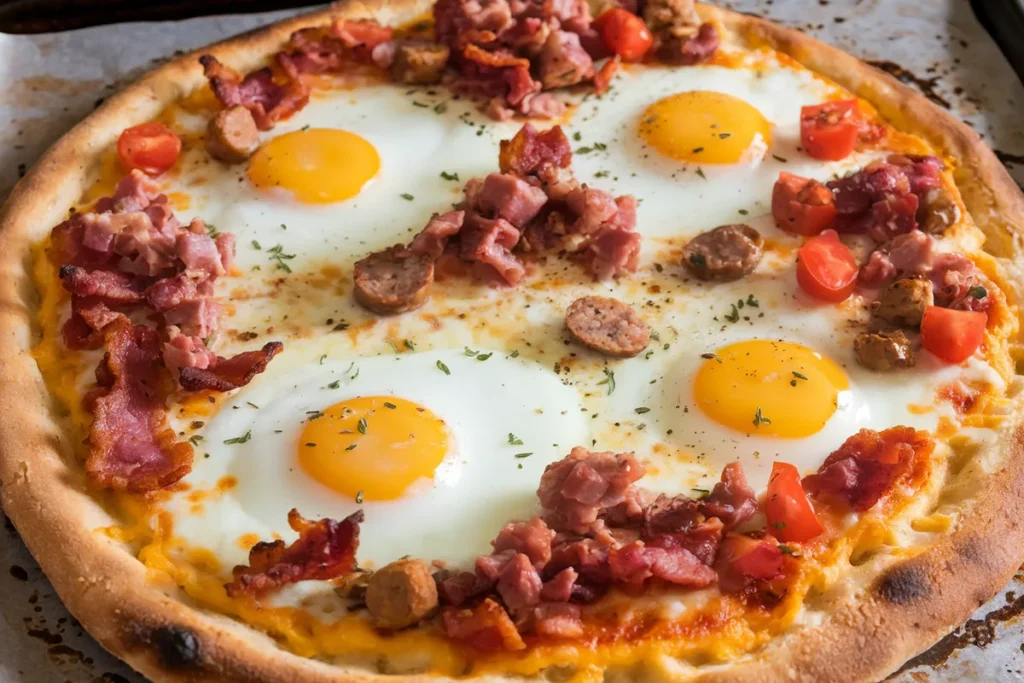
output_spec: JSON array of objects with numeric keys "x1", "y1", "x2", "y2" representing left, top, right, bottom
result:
[
  {"x1": 778, "y1": 544, "x2": 798, "y2": 557},
  {"x1": 440, "y1": 170, "x2": 460, "y2": 181},
  {"x1": 746, "y1": 294, "x2": 760, "y2": 307},
  {"x1": 436, "y1": 360, "x2": 451, "y2": 375},
  {"x1": 251, "y1": 240, "x2": 262, "y2": 250},
  {"x1": 514, "y1": 452, "x2": 533, "y2": 459},
  {"x1": 266, "y1": 244, "x2": 296, "y2": 273},
  {"x1": 433, "y1": 101, "x2": 448, "y2": 114},
  {"x1": 464, "y1": 347, "x2": 479, "y2": 357},
  {"x1": 508, "y1": 433, "x2": 524, "y2": 446},
  {"x1": 968, "y1": 285, "x2": 988, "y2": 299},
  {"x1": 692, "y1": 146, "x2": 704, "y2": 154},
  {"x1": 772, "y1": 154, "x2": 788, "y2": 163},
  {"x1": 573, "y1": 131, "x2": 582, "y2": 141},
  {"x1": 508, "y1": 349, "x2": 520, "y2": 358},
  {"x1": 792, "y1": 371, "x2": 808, "y2": 381},
  {"x1": 223, "y1": 430, "x2": 252, "y2": 445},
  {"x1": 575, "y1": 142, "x2": 607, "y2": 154},
  {"x1": 355, "y1": 490, "x2": 364, "y2": 503},
  {"x1": 357, "y1": 418, "x2": 368, "y2": 434},
  {"x1": 695, "y1": 168, "x2": 706, "y2": 180},
  {"x1": 738, "y1": 209, "x2": 749, "y2": 215},
  {"x1": 327, "y1": 379, "x2": 341, "y2": 389},
  {"x1": 701, "y1": 352, "x2": 717, "y2": 360},
  {"x1": 691, "y1": 487, "x2": 710, "y2": 499},
  {"x1": 634, "y1": 407, "x2": 650, "y2": 414},
  {"x1": 205, "y1": 223, "x2": 220, "y2": 238},
  {"x1": 476, "y1": 352, "x2": 493, "y2": 361},
  {"x1": 346, "y1": 443, "x2": 358, "y2": 451},
  {"x1": 404, "y1": 339, "x2": 416, "y2": 350},
  {"x1": 400, "y1": 193, "x2": 415, "y2": 201},
  {"x1": 752, "y1": 406, "x2": 771, "y2": 428},
  {"x1": 598, "y1": 367, "x2": 616, "y2": 395},
  {"x1": 188, "y1": 435, "x2": 204, "y2": 446},
  {"x1": 384, "y1": 402, "x2": 397, "y2": 409},
  {"x1": 319, "y1": 354, "x2": 327, "y2": 365},
  {"x1": 724, "y1": 304, "x2": 740, "y2": 323}
]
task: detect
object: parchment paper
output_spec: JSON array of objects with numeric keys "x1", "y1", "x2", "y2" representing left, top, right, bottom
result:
[{"x1": 2, "y1": 1, "x2": 1024, "y2": 680}]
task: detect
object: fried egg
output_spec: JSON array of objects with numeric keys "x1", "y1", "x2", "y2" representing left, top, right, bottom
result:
[{"x1": 166, "y1": 349, "x2": 588, "y2": 569}]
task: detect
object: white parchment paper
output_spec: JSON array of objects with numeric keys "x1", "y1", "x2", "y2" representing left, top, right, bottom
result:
[{"x1": 1, "y1": 1, "x2": 1023, "y2": 680}]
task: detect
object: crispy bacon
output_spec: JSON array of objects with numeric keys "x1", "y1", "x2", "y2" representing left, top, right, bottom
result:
[
  {"x1": 332, "y1": 18, "x2": 394, "y2": 50},
  {"x1": 84, "y1": 319, "x2": 193, "y2": 491},
  {"x1": 608, "y1": 542, "x2": 717, "y2": 587},
  {"x1": 178, "y1": 342, "x2": 284, "y2": 392},
  {"x1": 714, "y1": 533, "x2": 786, "y2": 593},
  {"x1": 537, "y1": 446, "x2": 646, "y2": 534},
  {"x1": 463, "y1": 43, "x2": 531, "y2": 69},
  {"x1": 702, "y1": 461, "x2": 758, "y2": 531},
  {"x1": 498, "y1": 124, "x2": 572, "y2": 176},
  {"x1": 276, "y1": 29, "x2": 348, "y2": 77},
  {"x1": 441, "y1": 598, "x2": 526, "y2": 651},
  {"x1": 227, "y1": 509, "x2": 363, "y2": 597},
  {"x1": 59, "y1": 265, "x2": 147, "y2": 305},
  {"x1": 593, "y1": 57, "x2": 619, "y2": 95},
  {"x1": 199, "y1": 55, "x2": 309, "y2": 131},
  {"x1": 803, "y1": 426, "x2": 934, "y2": 511}
]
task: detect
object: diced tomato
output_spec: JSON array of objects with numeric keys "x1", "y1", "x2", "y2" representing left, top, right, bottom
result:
[
  {"x1": 714, "y1": 533, "x2": 786, "y2": 592},
  {"x1": 771, "y1": 171, "x2": 837, "y2": 236},
  {"x1": 796, "y1": 229, "x2": 859, "y2": 303},
  {"x1": 594, "y1": 8, "x2": 653, "y2": 61},
  {"x1": 800, "y1": 100, "x2": 861, "y2": 161},
  {"x1": 920, "y1": 306, "x2": 987, "y2": 363},
  {"x1": 116, "y1": 122, "x2": 181, "y2": 176},
  {"x1": 765, "y1": 462, "x2": 823, "y2": 543}
]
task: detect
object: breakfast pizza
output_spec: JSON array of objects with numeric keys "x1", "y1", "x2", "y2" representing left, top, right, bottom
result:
[{"x1": 2, "y1": 0, "x2": 1023, "y2": 680}]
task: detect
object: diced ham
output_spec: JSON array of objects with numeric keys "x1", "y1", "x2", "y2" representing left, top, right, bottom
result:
[
  {"x1": 701, "y1": 462, "x2": 758, "y2": 531},
  {"x1": 574, "y1": 226, "x2": 641, "y2": 280},
  {"x1": 492, "y1": 517, "x2": 555, "y2": 568},
  {"x1": 495, "y1": 552, "x2": 543, "y2": 612},
  {"x1": 538, "y1": 30, "x2": 594, "y2": 89},
  {"x1": 647, "y1": 517, "x2": 724, "y2": 566},
  {"x1": 437, "y1": 570, "x2": 492, "y2": 606},
  {"x1": 538, "y1": 447, "x2": 646, "y2": 533},
  {"x1": 177, "y1": 229, "x2": 226, "y2": 278},
  {"x1": 531, "y1": 602, "x2": 583, "y2": 638},
  {"x1": 227, "y1": 509, "x2": 363, "y2": 597},
  {"x1": 643, "y1": 493, "x2": 702, "y2": 536},
  {"x1": 458, "y1": 215, "x2": 525, "y2": 285},
  {"x1": 144, "y1": 270, "x2": 203, "y2": 312},
  {"x1": 163, "y1": 297, "x2": 221, "y2": 339},
  {"x1": 539, "y1": 567, "x2": 577, "y2": 601},
  {"x1": 162, "y1": 327, "x2": 218, "y2": 378},
  {"x1": 608, "y1": 542, "x2": 717, "y2": 587},
  {"x1": 408, "y1": 210, "x2": 466, "y2": 260},
  {"x1": 476, "y1": 173, "x2": 549, "y2": 225},
  {"x1": 84, "y1": 319, "x2": 193, "y2": 492},
  {"x1": 476, "y1": 548, "x2": 517, "y2": 582}
]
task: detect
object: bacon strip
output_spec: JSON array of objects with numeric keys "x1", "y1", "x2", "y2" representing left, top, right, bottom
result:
[
  {"x1": 178, "y1": 342, "x2": 284, "y2": 392},
  {"x1": 84, "y1": 319, "x2": 193, "y2": 491},
  {"x1": 199, "y1": 55, "x2": 309, "y2": 131},
  {"x1": 227, "y1": 509, "x2": 364, "y2": 597}
]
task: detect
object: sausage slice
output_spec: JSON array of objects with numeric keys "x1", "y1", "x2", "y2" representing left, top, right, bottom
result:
[
  {"x1": 206, "y1": 105, "x2": 259, "y2": 163},
  {"x1": 872, "y1": 278, "x2": 933, "y2": 328},
  {"x1": 681, "y1": 224, "x2": 763, "y2": 282},
  {"x1": 854, "y1": 330, "x2": 915, "y2": 371},
  {"x1": 390, "y1": 41, "x2": 450, "y2": 85},
  {"x1": 353, "y1": 247, "x2": 434, "y2": 315},
  {"x1": 566, "y1": 296, "x2": 650, "y2": 358},
  {"x1": 365, "y1": 558, "x2": 439, "y2": 629}
]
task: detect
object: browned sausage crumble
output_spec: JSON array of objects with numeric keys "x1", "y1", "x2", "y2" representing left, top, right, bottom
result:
[
  {"x1": 854, "y1": 330, "x2": 915, "y2": 371},
  {"x1": 353, "y1": 247, "x2": 435, "y2": 315},
  {"x1": 365, "y1": 558, "x2": 440, "y2": 629},
  {"x1": 206, "y1": 105, "x2": 260, "y2": 163},
  {"x1": 390, "y1": 41, "x2": 451, "y2": 85},
  {"x1": 681, "y1": 224, "x2": 763, "y2": 282},
  {"x1": 565, "y1": 296, "x2": 650, "y2": 358},
  {"x1": 872, "y1": 278, "x2": 934, "y2": 328}
]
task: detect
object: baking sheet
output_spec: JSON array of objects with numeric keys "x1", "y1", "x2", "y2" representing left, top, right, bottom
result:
[{"x1": 2, "y1": 1, "x2": 1024, "y2": 680}]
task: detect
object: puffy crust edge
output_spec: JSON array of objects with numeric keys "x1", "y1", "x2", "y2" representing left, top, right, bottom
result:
[{"x1": 0, "y1": 2, "x2": 1021, "y2": 682}]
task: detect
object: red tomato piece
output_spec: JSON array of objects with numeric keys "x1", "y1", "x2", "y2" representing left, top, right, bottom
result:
[
  {"x1": 594, "y1": 8, "x2": 653, "y2": 61},
  {"x1": 800, "y1": 100, "x2": 861, "y2": 161},
  {"x1": 796, "y1": 229, "x2": 859, "y2": 303},
  {"x1": 771, "y1": 171, "x2": 837, "y2": 236},
  {"x1": 921, "y1": 306, "x2": 987, "y2": 363},
  {"x1": 116, "y1": 122, "x2": 181, "y2": 176},
  {"x1": 766, "y1": 462, "x2": 824, "y2": 543}
]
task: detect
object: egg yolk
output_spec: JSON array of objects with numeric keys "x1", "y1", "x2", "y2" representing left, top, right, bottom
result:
[
  {"x1": 639, "y1": 91, "x2": 772, "y2": 164},
  {"x1": 298, "y1": 396, "x2": 449, "y2": 501},
  {"x1": 693, "y1": 340, "x2": 849, "y2": 437},
  {"x1": 248, "y1": 128, "x2": 380, "y2": 203}
]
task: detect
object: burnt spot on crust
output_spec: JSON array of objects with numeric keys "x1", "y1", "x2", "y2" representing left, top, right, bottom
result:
[
  {"x1": 150, "y1": 625, "x2": 202, "y2": 670},
  {"x1": 876, "y1": 563, "x2": 930, "y2": 605}
]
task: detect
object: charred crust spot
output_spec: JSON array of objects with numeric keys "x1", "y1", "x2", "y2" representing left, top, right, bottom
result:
[
  {"x1": 876, "y1": 563, "x2": 930, "y2": 605},
  {"x1": 150, "y1": 626, "x2": 201, "y2": 670}
]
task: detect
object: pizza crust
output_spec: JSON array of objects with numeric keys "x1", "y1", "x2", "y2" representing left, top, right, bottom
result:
[{"x1": 1, "y1": 2, "x2": 1023, "y2": 681}]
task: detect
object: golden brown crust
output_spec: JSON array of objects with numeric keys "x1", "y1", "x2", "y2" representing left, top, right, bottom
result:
[{"x1": 0, "y1": 2, "x2": 1023, "y2": 682}]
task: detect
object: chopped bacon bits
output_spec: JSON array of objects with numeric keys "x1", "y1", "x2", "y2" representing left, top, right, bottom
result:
[
  {"x1": 85, "y1": 318, "x2": 192, "y2": 491},
  {"x1": 178, "y1": 342, "x2": 284, "y2": 392},
  {"x1": 441, "y1": 598, "x2": 526, "y2": 651},
  {"x1": 227, "y1": 509, "x2": 363, "y2": 598},
  {"x1": 498, "y1": 123, "x2": 572, "y2": 177},
  {"x1": 803, "y1": 427, "x2": 935, "y2": 512},
  {"x1": 199, "y1": 55, "x2": 309, "y2": 131}
]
